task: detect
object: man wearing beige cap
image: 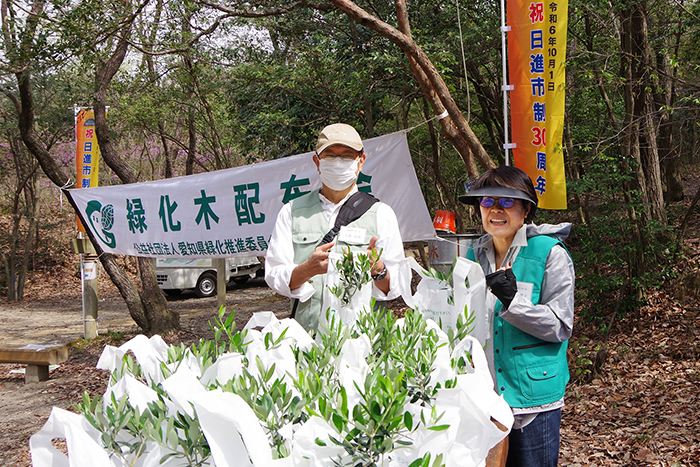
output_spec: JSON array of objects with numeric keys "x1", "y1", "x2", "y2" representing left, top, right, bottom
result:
[{"x1": 265, "y1": 123, "x2": 405, "y2": 331}]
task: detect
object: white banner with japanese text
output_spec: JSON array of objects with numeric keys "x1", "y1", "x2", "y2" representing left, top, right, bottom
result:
[{"x1": 66, "y1": 131, "x2": 435, "y2": 258}]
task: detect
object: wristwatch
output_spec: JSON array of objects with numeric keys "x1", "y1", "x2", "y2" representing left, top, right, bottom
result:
[{"x1": 371, "y1": 264, "x2": 388, "y2": 281}]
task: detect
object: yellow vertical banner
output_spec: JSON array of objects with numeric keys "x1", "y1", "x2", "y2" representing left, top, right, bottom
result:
[
  {"x1": 76, "y1": 108, "x2": 101, "y2": 231},
  {"x1": 508, "y1": 0, "x2": 568, "y2": 209}
]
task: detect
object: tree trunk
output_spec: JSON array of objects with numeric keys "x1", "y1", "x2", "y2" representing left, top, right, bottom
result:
[
  {"x1": 1, "y1": 252, "x2": 11, "y2": 301},
  {"x1": 164, "y1": 118, "x2": 186, "y2": 179},
  {"x1": 142, "y1": 0, "x2": 174, "y2": 180},
  {"x1": 17, "y1": 175, "x2": 39, "y2": 300},
  {"x1": 394, "y1": 0, "x2": 479, "y2": 177},
  {"x1": 563, "y1": 112, "x2": 587, "y2": 225},
  {"x1": 4, "y1": 0, "x2": 176, "y2": 331},
  {"x1": 629, "y1": 2, "x2": 666, "y2": 224},
  {"x1": 618, "y1": 3, "x2": 647, "y2": 277},
  {"x1": 182, "y1": 13, "x2": 198, "y2": 176},
  {"x1": 159, "y1": 125, "x2": 174, "y2": 179},
  {"x1": 677, "y1": 181, "x2": 700, "y2": 244},
  {"x1": 327, "y1": 0, "x2": 495, "y2": 176},
  {"x1": 93, "y1": 32, "x2": 178, "y2": 334},
  {"x1": 466, "y1": 64, "x2": 502, "y2": 162},
  {"x1": 6, "y1": 0, "x2": 176, "y2": 332},
  {"x1": 655, "y1": 24, "x2": 683, "y2": 202},
  {"x1": 661, "y1": 134, "x2": 684, "y2": 203},
  {"x1": 4, "y1": 126, "x2": 41, "y2": 302},
  {"x1": 186, "y1": 107, "x2": 197, "y2": 175},
  {"x1": 5, "y1": 225, "x2": 17, "y2": 302},
  {"x1": 694, "y1": 109, "x2": 700, "y2": 162},
  {"x1": 15, "y1": 64, "x2": 175, "y2": 331}
]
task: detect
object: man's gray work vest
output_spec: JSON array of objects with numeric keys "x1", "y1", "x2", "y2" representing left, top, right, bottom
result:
[{"x1": 290, "y1": 189, "x2": 381, "y2": 331}]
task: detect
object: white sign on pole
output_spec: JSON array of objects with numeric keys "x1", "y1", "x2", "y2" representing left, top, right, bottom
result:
[
  {"x1": 66, "y1": 131, "x2": 436, "y2": 258},
  {"x1": 81, "y1": 260, "x2": 98, "y2": 280}
]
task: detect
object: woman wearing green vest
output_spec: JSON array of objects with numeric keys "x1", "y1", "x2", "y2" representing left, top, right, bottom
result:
[{"x1": 459, "y1": 166, "x2": 575, "y2": 467}]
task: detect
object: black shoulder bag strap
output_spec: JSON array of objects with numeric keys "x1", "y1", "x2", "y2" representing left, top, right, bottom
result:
[{"x1": 290, "y1": 191, "x2": 379, "y2": 318}]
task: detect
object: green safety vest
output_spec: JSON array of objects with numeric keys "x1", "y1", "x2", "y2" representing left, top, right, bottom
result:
[
  {"x1": 290, "y1": 190, "x2": 380, "y2": 331},
  {"x1": 469, "y1": 235, "x2": 570, "y2": 408}
]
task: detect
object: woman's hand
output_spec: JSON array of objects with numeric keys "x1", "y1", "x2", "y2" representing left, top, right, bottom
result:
[{"x1": 486, "y1": 267, "x2": 517, "y2": 308}]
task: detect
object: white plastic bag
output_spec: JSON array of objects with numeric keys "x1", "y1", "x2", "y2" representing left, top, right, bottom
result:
[
  {"x1": 390, "y1": 336, "x2": 513, "y2": 467},
  {"x1": 29, "y1": 407, "x2": 190, "y2": 467},
  {"x1": 30, "y1": 408, "x2": 116, "y2": 467},
  {"x1": 320, "y1": 251, "x2": 373, "y2": 329},
  {"x1": 30, "y1": 313, "x2": 511, "y2": 467},
  {"x1": 399, "y1": 256, "x2": 488, "y2": 345}
]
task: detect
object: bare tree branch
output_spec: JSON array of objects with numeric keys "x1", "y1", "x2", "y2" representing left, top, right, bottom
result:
[
  {"x1": 0, "y1": 85, "x2": 21, "y2": 114},
  {"x1": 199, "y1": 0, "x2": 308, "y2": 17},
  {"x1": 325, "y1": 0, "x2": 494, "y2": 174},
  {"x1": 125, "y1": 11, "x2": 233, "y2": 56}
]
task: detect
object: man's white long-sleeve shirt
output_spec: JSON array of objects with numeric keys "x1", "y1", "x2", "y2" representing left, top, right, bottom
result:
[{"x1": 265, "y1": 187, "x2": 405, "y2": 303}]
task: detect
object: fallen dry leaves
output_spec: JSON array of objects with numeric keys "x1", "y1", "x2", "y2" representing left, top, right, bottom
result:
[{"x1": 561, "y1": 289, "x2": 700, "y2": 466}]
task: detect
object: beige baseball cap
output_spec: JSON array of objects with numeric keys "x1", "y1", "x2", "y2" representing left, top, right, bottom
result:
[{"x1": 316, "y1": 123, "x2": 364, "y2": 154}]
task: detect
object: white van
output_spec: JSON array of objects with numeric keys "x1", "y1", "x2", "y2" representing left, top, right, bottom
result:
[{"x1": 155, "y1": 256, "x2": 263, "y2": 298}]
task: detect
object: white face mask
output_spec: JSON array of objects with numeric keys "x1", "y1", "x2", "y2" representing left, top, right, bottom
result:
[{"x1": 319, "y1": 157, "x2": 360, "y2": 191}]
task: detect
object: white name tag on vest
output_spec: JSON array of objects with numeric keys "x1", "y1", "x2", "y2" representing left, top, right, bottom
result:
[
  {"x1": 516, "y1": 281, "x2": 534, "y2": 302},
  {"x1": 338, "y1": 226, "x2": 366, "y2": 244}
]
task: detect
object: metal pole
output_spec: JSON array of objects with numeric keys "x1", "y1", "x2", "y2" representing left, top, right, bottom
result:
[
  {"x1": 215, "y1": 258, "x2": 226, "y2": 310},
  {"x1": 501, "y1": 0, "x2": 513, "y2": 166},
  {"x1": 81, "y1": 255, "x2": 99, "y2": 339}
]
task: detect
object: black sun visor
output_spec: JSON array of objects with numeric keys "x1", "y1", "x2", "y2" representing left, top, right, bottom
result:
[{"x1": 458, "y1": 186, "x2": 537, "y2": 206}]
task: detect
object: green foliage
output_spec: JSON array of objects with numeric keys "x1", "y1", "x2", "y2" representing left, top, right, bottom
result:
[
  {"x1": 568, "y1": 338, "x2": 595, "y2": 383},
  {"x1": 2, "y1": 0, "x2": 698, "y2": 332},
  {"x1": 329, "y1": 247, "x2": 382, "y2": 306},
  {"x1": 191, "y1": 305, "x2": 248, "y2": 370},
  {"x1": 75, "y1": 303, "x2": 480, "y2": 465},
  {"x1": 420, "y1": 258, "x2": 459, "y2": 305},
  {"x1": 421, "y1": 260, "x2": 456, "y2": 285},
  {"x1": 78, "y1": 391, "x2": 212, "y2": 466},
  {"x1": 300, "y1": 306, "x2": 466, "y2": 466},
  {"x1": 78, "y1": 392, "x2": 149, "y2": 463},
  {"x1": 567, "y1": 156, "x2": 678, "y2": 328}
]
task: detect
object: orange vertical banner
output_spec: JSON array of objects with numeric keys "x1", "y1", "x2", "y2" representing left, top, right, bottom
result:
[
  {"x1": 508, "y1": 0, "x2": 568, "y2": 209},
  {"x1": 76, "y1": 108, "x2": 100, "y2": 231}
]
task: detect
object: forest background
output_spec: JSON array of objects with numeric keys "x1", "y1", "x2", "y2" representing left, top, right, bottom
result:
[{"x1": 1, "y1": 0, "x2": 699, "y2": 360}]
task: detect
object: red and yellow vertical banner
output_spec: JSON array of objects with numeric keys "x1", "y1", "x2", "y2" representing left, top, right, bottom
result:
[
  {"x1": 76, "y1": 108, "x2": 100, "y2": 231},
  {"x1": 508, "y1": 0, "x2": 568, "y2": 209}
]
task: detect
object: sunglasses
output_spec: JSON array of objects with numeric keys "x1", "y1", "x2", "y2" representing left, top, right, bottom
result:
[{"x1": 479, "y1": 197, "x2": 516, "y2": 209}]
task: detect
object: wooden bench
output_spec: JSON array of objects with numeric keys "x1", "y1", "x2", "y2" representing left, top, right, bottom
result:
[{"x1": 0, "y1": 344, "x2": 69, "y2": 383}]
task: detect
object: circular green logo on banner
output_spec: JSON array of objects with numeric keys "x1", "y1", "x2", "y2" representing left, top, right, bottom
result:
[
  {"x1": 85, "y1": 200, "x2": 116, "y2": 249},
  {"x1": 101, "y1": 204, "x2": 114, "y2": 230}
]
